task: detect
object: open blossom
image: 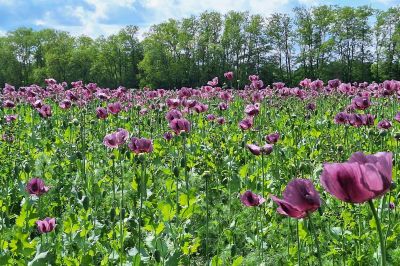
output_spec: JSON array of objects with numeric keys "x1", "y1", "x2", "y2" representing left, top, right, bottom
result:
[
  {"x1": 224, "y1": 71, "x2": 234, "y2": 80},
  {"x1": 5, "y1": 114, "x2": 17, "y2": 123},
  {"x1": 352, "y1": 96, "x2": 371, "y2": 110},
  {"x1": 59, "y1": 99, "x2": 72, "y2": 109},
  {"x1": 271, "y1": 179, "x2": 321, "y2": 219},
  {"x1": 299, "y1": 78, "x2": 311, "y2": 88},
  {"x1": 239, "y1": 117, "x2": 253, "y2": 130},
  {"x1": 240, "y1": 190, "x2": 265, "y2": 207},
  {"x1": 163, "y1": 132, "x2": 173, "y2": 141},
  {"x1": 166, "y1": 98, "x2": 180, "y2": 109},
  {"x1": 36, "y1": 218, "x2": 56, "y2": 234},
  {"x1": 128, "y1": 137, "x2": 153, "y2": 154},
  {"x1": 37, "y1": 105, "x2": 52, "y2": 118},
  {"x1": 249, "y1": 75, "x2": 259, "y2": 82},
  {"x1": 320, "y1": 152, "x2": 392, "y2": 203},
  {"x1": 169, "y1": 118, "x2": 191, "y2": 135},
  {"x1": 207, "y1": 77, "x2": 219, "y2": 86},
  {"x1": 206, "y1": 114, "x2": 216, "y2": 121},
  {"x1": 247, "y1": 144, "x2": 273, "y2": 156},
  {"x1": 26, "y1": 178, "x2": 49, "y2": 196},
  {"x1": 103, "y1": 128, "x2": 129, "y2": 148},
  {"x1": 244, "y1": 104, "x2": 260, "y2": 116},
  {"x1": 265, "y1": 133, "x2": 280, "y2": 144},
  {"x1": 96, "y1": 107, "x2": 108, "y2": 119},
  {"x1": 395, "y1": 112, "x2": 400, "y2": 123},
  {"x1": 3, "y1": 100, "x2": 15, "y2": 108},
  {"x1": 218, "y1": 102, "x2": 228, "y2": 111},
  {"x1": 107, "y1": 102, "x2": 122, "y2": 115},
  {"x1": 377, "y1": 119, "x2": 392, "y2": 130},
  {"x1": 217, "y1": 117, "x2": 225, "y2": 124},
  {"x1": 334, "y1": 112, "x2": 349, "y2": 124}
]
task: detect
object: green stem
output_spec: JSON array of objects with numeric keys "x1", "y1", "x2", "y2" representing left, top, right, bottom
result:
[
  {"x1": 296, "y1": 220, "x2": 301, "y2": 266},
  {"x1": 308, "y1": 215, "x2": 322, "y2": 266},
  {"x1": 368, "y1": 200, "x2": 386, "y2": 266}
]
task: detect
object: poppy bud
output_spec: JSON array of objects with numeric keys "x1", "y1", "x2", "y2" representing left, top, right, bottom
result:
[
  {"x1": 154, "y1": 250, "x2": 161, "y2": 263},
  {"x1": 379, "y1": 131, "x2": 388, "y2": 137},
  {"x1": 110, "y1": 208, "x2": 116, "y2": 220},
  {"x1": 82, "y1": 197, "x2": 89, "y2": 210},
  {"x1": 337, "y1": 144, "x2": 344, "y2": 152},
  {"x1": 391, "y1": 181, "x2": 396, "y2": 190},
  {"x1": 394, "y1": 132, "x2": 400, "y2": 140},
  {"x1": 77, "y1": 190, "x2": 83, "y2": 199},
  {"x1": 173, "y1": 166, "x2": 180, "y2": 177}
]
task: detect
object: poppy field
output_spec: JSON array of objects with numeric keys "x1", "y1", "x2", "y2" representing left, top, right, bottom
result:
[{"x1": 0, "y1": 75, "x2": 399, "y2": 266}]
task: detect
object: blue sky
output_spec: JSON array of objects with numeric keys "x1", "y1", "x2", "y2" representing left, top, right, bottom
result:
[{"x1": 0, "y1": 0, "x2": 399, "y2": 38}]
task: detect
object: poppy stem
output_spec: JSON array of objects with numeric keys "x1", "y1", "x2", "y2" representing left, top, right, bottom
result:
[
  {"x1": 308, "y1": 215, "x2": 322, "y2": 266},
  {"x1": 138, "y1": 158, "x2": 146, "y2": 255},
  {"x1": 296, "y1": 220, "x2": 301, "y2": 266},
  {"x1": 368, "y1": 200, "x2": 386, "y2": 266}
]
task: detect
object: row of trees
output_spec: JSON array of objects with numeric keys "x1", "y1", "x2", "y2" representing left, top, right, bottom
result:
[{"x1": 0, "y1": 5, "x2": 399, "y2": 89}]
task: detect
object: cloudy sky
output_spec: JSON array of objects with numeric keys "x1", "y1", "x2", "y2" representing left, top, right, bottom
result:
[{"x1": 0, "y1": 0, "x2": 399, "y2": 38}]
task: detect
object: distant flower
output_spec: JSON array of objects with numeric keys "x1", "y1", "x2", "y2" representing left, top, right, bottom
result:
[
  {"x1": 218, "y1": 102, "x2": 228, "y2": 111},
  {"x1": 247, "y1": 144, "x2": 273, "y2": 155},
  {"x1": 239, "y1": 117, "x2": 253, "y2": 130},
  {"x1": 107, "y1": 102, "x2": 122, "y2": 115},
  {"x1": 37, "y1": 105, "x2": 52, "y2": 118},
  {"x1": 169, "y1": 118, "x2": 191, "y2": 135},
  {"x1": 26, "y1": 178, "x2": 49, "y2": 196},
  {"x1": 244, "y1": 104, "x2": 260, "y2": 116},
  {"x1": 249, "y1": 75, "x2": 259, "y2": 82},
  {"x1": 128, "y1": 137, "x2": 153, "y2": 154},
  {"x1": 216, "y1": 117, "x2": 225, "y2": 125},
  {"x1": 166, "y1": 98, "x2": 180, "y2": 109},
  {"x1": 395, "y1": 112, "x2": 400, "y2": 123},
  {"x1": 265, "y1": 133, "x2": 280, "y2": 144},
  {"x1": 103, "y1": 128, "x2": 129, "y2": 148},
  {"x1": 5, "y1": 114, "x2": 17, "y2": 123},
  {"x1": 389, "y1": 202, "x2": 395, "y2": 210},
  {"x1": 207, "y1": 77, "x2": 219, "y2": 87},
  {"x1": 320, "y1": 152, "x2": 392, "y2": 203},
  {"x1": 3, "y1": 100, "x2": 15, "y2": 108},
  {"x1": 36, "y1": 218, "x2": 56, "y2": 234},
  {"x1": 224, "y1": 71, "x2": 234, "y2": 80},
  {"x1": 163, "y1": 132, "x2": 173, "y2": 141},
  {"x1": 240, "y1": 190, "x2": 265, "y2": 207},
  {"x1": 96, "y1": 107, "x2": 108, "y2": 119},
  {"x1": 352, "y1": 96, "x2": 371, "y2": 110},
  {"x1": 206, "y1": 114, "x2": 215, "y2": 121},
  {"x1": 377, "y1": 120, "x2": 392, "y2": 130},
  {"x1": 334, "y1": 112, "x2": 349, "y2": 124},
  {"x1": 271, "y1": 179, "x2": 321, "y2": 219},
  {"x1": 306, "y1": 102, "x2": 316, "y2": 111},
  {"x1": 165, "y1": 109, "x2": 183, "y2": 122},
  {"x1": 59, "y1": 99, "x2": 72, "y2": 109}
]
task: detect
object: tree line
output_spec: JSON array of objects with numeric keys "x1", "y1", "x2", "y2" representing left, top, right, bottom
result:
[{"x1": 0, "y1": 5, "x2": 399, "y2": 89}]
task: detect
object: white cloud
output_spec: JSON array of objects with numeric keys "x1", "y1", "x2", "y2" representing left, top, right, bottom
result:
[
  {"x1": 374, "y1": 0, "x2": 395, "y2": 4},
  {"x1": 0, "y1": 29, "x2": 6, "y2": 36}
]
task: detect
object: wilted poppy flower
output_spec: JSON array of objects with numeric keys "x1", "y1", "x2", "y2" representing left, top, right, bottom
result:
[
  {"x1": 36, "y1": 218, "x2": 56, "y2": 234},
  {"x1": 265, "y1": 133, "x2": 280, "y2": 144},
  {"x1": 239, "y1": 117, "x2": 253, "y2": 130},
  {"x1": 169, "y1": 118, "x2": 191, "y2": 135},
  {"x1": 244, "y1": 104, "x2": 260, "y2": 116},
  {"x1": 96, "y1": 107, "x2": 108, "y2": 119},
  {"x1": 240, "y1": 190, "x2": 265, "y2": 207},
  {"x1": 107, "y1": 102, "x2": 122, "y2": 115},
  {"x1": 128, "y1": 137, "x2": 153, "y2": 154},
  {"x1": 224, "y1": 71, "x2": 234, "y2": 80},
  {"x1": 270, "y1": 179, "x2": 321, "y2": 219},
  {"x1": 37, "y1": 105, "x2": 52, "y2": 118},
  {"x1": 352, "y1": 96, "x2": 371, "y2": 110},
  {"x1": 26, "y1": 178, "x2": 49, "y2": 196},
  {"x1": 320, "y1": 152, "x2": 392, "y2": 204},
  {"x1": 377, "y1": 120, "x2": 392, "y2": 130}
]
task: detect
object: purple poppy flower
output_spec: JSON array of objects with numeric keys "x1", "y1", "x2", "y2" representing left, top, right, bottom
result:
[
  {"x1": 103, "y1": 128, "x2": 128, "y2": 148},
  {"x1": 5, "y1": 114, "x2": 17, "y2": 123},
  {"x1": 128, "y1": 137, "x2": 153, "y2": 154},
  {"x1": 37, "y1": 105, "x2": 52, "y2": 118},
  {"x1": 107, "y1": 102, "x2": 122, "y2": 115},
  {"x1": 166, "y1": 98, "x2": 180, "y2": 109},
  {"x1": 377, "y1": 120, "x2": 392, "y2": 130},
  {"x1": 389, "y1": 202, "x2": 395, "y2": 210},
  {"x1": 207, "y1": 77, "x2": 218, "y2": 87},
  {"x1": 224, "y1": 71, "x2": 234, "y2": 80},
  {"x1": 334, "y1": 112, "x2": 349, "y2": 124},
  {"x1": 59, "y1": 99, "x2": 72, "y2": 109},
  {"x1": 240, "y1": 190, "x2": 265, "y2": 207},
  {"x1": 320, "y1": 152, "x2": 392, "y2": 204},
  {"x1": 352, "y1": 96, "x2": 371, "y2": 110},
  {"x1": 206, "y1": 114, "x2": 216, "y2": 121},
  {"x1": 26, "y1": 178, "x2": 49, "y2": 196},
  {"x1": 96, "y1": 107, "x2": 108, "y2": 119},
  {"x1": 218, "y1": 102, "x2": 228, "y2": 111},
  {"x1": 349, "y1": 114, "x2": 364, "y2": 128},
  {"x1": 249, "y1": 75, "x2": 259, "y2": 82},
  {"x1": 163, "y1": 132, "x2": 173, "y2": 141},
  {"x1": 265, "y1": 133, "x2": 280, "y2": 144},
  {"x1": 270, "y1": 179, "x2": 321, "y2": 219},
  {"x1": 3, "y1": 100, "x2": 15, "y2": 108},
  {"x1": 36, "y1": 218, "x2": 56, "y2": 234},
  {"x1": 165, "y1": 109, "x2": 183, "y2": 122},
  {"x1": 247, "y1": 144, "x2": 273, "y2": 156},
  {"x1": 239, "y1": 117, "x2": 253, "y2": 130},
  {"x1": 244, "y1": 104, "x2": 260, "y2": 116},
  {"x1": 216, "y1": 117, "x2": 225, "y2": 125},
  {"x1": 306, "y1": 102, "x2": 316, "y2": 111},
  {"x1": 395, "y1": 112, "x2": 400, "y2": 123},
  {"x1": 169, "y1": 118, "x2": 191, "y2": 135}
]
